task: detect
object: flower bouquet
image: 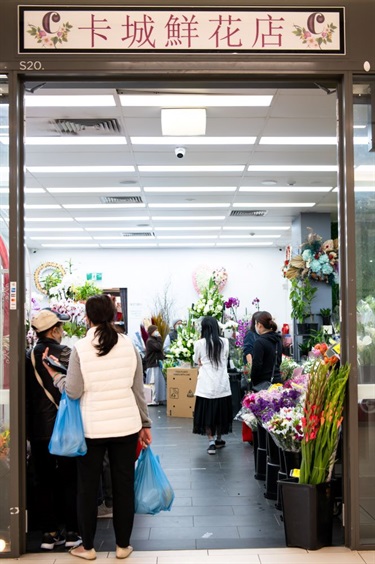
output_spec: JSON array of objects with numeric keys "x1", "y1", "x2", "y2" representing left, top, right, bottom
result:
[
  {"x1": 190, "y1": 276, "x2": 224, "y2": 321},
  {"x1": 166, "y1": 317, "x2": 199, "y2": 366},
  {"x1": 242, "y1": 384, "x2": 304, "y2": 426},
  {"x1": 264, "y1": 405, "x2": 304, "y2": 452},
  {"x1": 299, "y1": 360, "x2": 350, "y2": 484}
]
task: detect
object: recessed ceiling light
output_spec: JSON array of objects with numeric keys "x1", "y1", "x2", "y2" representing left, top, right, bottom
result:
[
  {"x1": 25, "y1": 217, "x2": 74, "y2": 222},
  {"x1": 100, "y1": 243, "x2": 158, "y2": 248},
  {"x1": 155, "y1": 226, "x2": 221, "y2": 231},
  {"x1": 27, "y1": 166, "x2": 135, "y2": 173},
  {"x1": 47, "y1": 187, "x2": 141, "y2": 193},
  {"x1": 119, "y1": 94, "x2": 273, "y2": 107},
  {"x1": 25, "y1": 95, "x2": 116, "y2": 107},
  {"x1": 259, "y1": 137, "x2": 337, "y2": 145},
  {"x1": 25, "y1": 137, "x2": 126, "y2": 145},
  {"x1": 29, "y1": 236, "x2": 92, "y2": 240},
  {"x1": 151, "y1": 216, "x2": 226, "y2": 221},
  {"x1": 239, "y1": 186, "x2": 332, "y2": 193},
  {"x1": 217, "y1": 242, "x2": 273, "y2": 246},
  {"x1": 64, "y1": 204, "x2": 146, "y2": 209},
  {"x1": 25, "y1": 227, "x2": 85, "y2": 232},
  {"x1": 144, "y1": 186, "x2": 237, "y2": 193},
  {"x1": 149, "y1": 203, "x2": 230, "y2": 208},
  {"x1": 131, "y1": 136, "x2": 256, "y2": 145},
  {"x1": 161, "y1": 108, "x2": 206, "y2": 136},
  {"x1": 261, "y1": 180, "x2": 277, "y2": 186},
  {"x1": 233, "y1": 202, "x2": 315, "y2": 208},
  {"x1": 75, "y1": 216, "x2": 149, "y2": 222},
  {"x1": 25, "y1": 204, "x2": 61, "y2": 209},
  {"x1": 219, "y1": 234, "x2": 280, "y2": 239},
  {"x1": 139, "y1": 166, "x2": 244, "y2": 173},
  {"x1": 25, "y1": 188, "x2": 46, "y2": 193},
  {"x1": 158, "y1": 243, "x2": 216, "y2": 247},
  {"x1": 93, "y1": 236, "x2": 154, "y2": 240},
  {"x1": 157, "y1": 235, "x2": 217, "y2": 239},
  {"x1": 223, "y1": 226, "x2": 290, "y2": 230},
  {"x1": 84, "y1": 227, "x2": 151, "y2": 231},
  {"x1": 247, "y1": 165, "x2": 338, "y2": 172},
  {"x1": 41, "y1": 243, "x2": 100, "y2": 247}
]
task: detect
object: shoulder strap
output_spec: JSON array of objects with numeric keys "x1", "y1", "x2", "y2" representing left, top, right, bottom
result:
[
  {"x1": 270, "y1": 344, "x2": 279, "y2": 383},
  {"x1": 31, "y1": 349, "x2": 59, "y2": 409}
]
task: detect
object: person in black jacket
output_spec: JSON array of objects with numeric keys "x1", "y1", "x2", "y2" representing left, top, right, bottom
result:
[
  {"x1": 26, "y1": 309, "x2": 81, "y2": 551},
  {"x1": 144, "y1": 324, "x2": 166, "y2": 404},
  {"x1": 250, "y1": 311, "x2": 283, "y2": 389}
]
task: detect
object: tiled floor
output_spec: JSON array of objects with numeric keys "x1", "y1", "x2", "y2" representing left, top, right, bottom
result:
[{"x1": 18, "y1": 405, "x2": 373, "y2": 564}]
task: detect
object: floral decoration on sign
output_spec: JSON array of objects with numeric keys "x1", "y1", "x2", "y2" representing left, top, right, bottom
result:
[
  {"x1": 283, "y1": 228, "x2": 339, "y2": 285},
  {"x1": 27, "y1": 21, "x2": 73, "y2": 48},
  {"x1": 293, "y1": 22, "x2": 337, "y2": 49}
]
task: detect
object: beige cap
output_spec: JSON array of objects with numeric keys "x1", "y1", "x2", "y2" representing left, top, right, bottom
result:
[{"x1": 31, "y1": 309, "x2": 69, "y2": 333}]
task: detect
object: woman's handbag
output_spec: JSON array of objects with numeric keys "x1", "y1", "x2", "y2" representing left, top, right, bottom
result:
[
  {"x1": 48, "y1": 390, "x2": 87, "y2": 457},
  {"x1": 251, "y1": 343, "x2": 279, "y2": 393},
  {"x1": 134, "y1": 446, "x2": 175, "y2": 515}
]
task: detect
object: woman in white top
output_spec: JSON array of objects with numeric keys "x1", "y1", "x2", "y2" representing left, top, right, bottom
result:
[{"x1": 193, "y1": 316, "x2": 232, "y2": 455}]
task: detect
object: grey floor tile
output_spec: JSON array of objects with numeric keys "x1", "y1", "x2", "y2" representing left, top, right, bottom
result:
[{"x1": 149, "y1": 525, "x2": 240, "y2": 540}]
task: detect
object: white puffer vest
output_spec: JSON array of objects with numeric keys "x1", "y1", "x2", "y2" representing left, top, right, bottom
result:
[{"x1": 74, "y1": 328, "x2": 142, "y2": 439}]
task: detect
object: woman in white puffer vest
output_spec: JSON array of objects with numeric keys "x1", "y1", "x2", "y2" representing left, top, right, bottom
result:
[{"x1": 44, "y1": 294, "x2": 152, "y2": 561}]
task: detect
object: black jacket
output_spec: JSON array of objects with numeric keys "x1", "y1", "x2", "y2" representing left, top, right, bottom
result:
[
  {"x1": 144, "y1": 335, "x2": 164, "y2": 369},
  {"x1": 250, "y1": 331, "x2": 282, "y2": 387},
  {"x1": 25, "y1": 337, "x2": 71, "y2": 441},
  {"x1": 242, "y1": 330, "x2": 257, "y2": 364}
]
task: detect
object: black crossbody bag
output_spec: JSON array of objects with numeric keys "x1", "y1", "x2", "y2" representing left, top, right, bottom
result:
[{"x1": 252, "y1": 344, "x2": 279, "y2": 393}]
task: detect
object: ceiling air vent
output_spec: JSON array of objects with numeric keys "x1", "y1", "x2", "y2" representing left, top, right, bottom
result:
[
  {"x1": 230, "y1": 210, "x2": 268, "y2": 217},
  {"x1": 100, "y1": 196, "x2": 143, "y2": 204},
  {"x1": 121, "y1": 232, "x2": 155, "y2": 238},
  {"x1": 52, "y1": 118, "x2": 121, "y2": 135}
]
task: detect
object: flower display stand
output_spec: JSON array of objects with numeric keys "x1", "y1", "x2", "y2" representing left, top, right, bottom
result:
[
  {"x1": 276, "y1": 450, "x2": 302, "y2": 510},
  {"x1": 264, "y1": 432, "x2": 279, "y2": 500},
  {"x1": 279, "y1": 481, "x2": 333, "y2": 550},
  {"x1": 254, "y1": 423, "x2": 266, "y2": 480}
]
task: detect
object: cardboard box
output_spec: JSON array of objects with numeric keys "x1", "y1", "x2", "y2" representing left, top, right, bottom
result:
[{"x1": 167, "y1": 368, "x2": 198, "y2": 418}]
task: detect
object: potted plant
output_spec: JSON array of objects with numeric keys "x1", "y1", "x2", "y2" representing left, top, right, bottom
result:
[
  {"x1": 319, "y1": 307, "x2": 332, "y2": 325},
  {"x1": 279, "y1": 361, "x2": 350, "y2": 550},
  {"x1": 289, "y1": 278, "x2": 318, "y2": 333}
]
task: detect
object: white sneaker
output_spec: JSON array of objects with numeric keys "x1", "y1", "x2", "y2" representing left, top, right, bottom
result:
[{"x1": 97, "y1": 502, "x2": 113, "y2": 519}]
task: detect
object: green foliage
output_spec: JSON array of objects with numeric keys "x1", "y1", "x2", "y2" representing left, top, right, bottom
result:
[
  {"x1": 40, "y1": 270, "x2": 63, "y2": 295},
  {"x1": 72, "y1": 281, "x2": 102, "y2": 301},
  {"x1": 289, "y1": 278, "x2": 318, "y2": 323},
  {"x1": 319, "y1": 308, "x2": 331, "y2": 317},
  {"x1": 63, "y1": 321, "x2": 87, "y2": 339}
]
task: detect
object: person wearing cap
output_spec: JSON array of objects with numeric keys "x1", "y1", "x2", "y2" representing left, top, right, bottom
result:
[
  {"x1": 144, "y1": 324, "x2": 166, "y2": 404},
  {"x1": 25, "y1": 309, "x2": 81, "y2": 551}
]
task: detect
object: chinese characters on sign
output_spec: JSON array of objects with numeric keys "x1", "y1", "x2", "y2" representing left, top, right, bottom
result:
[{"x1": 19, "y1": 8, "x2": 344, "y2": 53}]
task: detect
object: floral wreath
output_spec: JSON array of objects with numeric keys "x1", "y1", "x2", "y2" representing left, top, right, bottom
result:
[{"x1": 33, "y1": 262, "x2": 66, "y2": 295}]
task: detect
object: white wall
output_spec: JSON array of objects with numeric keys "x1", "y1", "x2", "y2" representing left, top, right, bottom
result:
[{"x1": 29, "y1": 247, "x2": 291, "y2": 339}]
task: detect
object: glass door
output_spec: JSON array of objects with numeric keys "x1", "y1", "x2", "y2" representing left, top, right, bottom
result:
[
  {"x1": 353, "y1": 78, "x2": 375, "y2": 545},
  {"x1": 0, "y1": 74, "x2": 10, "y2": 554}
]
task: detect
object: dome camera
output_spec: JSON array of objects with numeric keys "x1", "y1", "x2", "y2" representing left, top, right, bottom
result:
[{"x1": 175, "y1": 147, "x2": 186, "y2": 159}]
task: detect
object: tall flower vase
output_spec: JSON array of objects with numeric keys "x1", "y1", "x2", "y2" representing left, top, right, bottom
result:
[
  {"x1": 279, "y1": 481, "x2": 333, "y2": 550},
  {"x1": 254, "y1": 423, "x2": 267, "y2": 481}
]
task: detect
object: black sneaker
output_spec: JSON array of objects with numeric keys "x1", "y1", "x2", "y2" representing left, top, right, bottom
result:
[
  {"x1": 65, "y1": 531, "x2": 82, "y2": 548},
  {"x1": 207, "y1": 443, "x2": 216, "y2": 455},
  {"x1": 41, "y1": 532, "x2": 65, "y2": 550},
  {"x1": 215, "y1": 439, "x2": 226, "y2": 448}
]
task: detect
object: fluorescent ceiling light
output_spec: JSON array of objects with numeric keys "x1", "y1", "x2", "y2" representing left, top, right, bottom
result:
[
  {"x1": 149, "y1": 203, "x2": 230, "y2": 208},
  {"x1": 29, "y1": 236, "x2": 92, "y2": 240},
  {"x1": 158, "y1": 235, "x2": 217, "y2": 239},
  {"x1": 75, "y1": 216, "x2": 149, "y2": 222},
  {"x1": 93, "y1": 236, "x2": 154, "y2": 240},
  {"x1": 161, "y1": 108, "x2": 206, "y2": 136},
  {"x1": 85, "y1": 227, "x2": 151, "y2": 232},
  {"x1": 219, "y1": 234, "x2": 280, "y2": 239},
  {"x1": 119, "y1": 94, "x2": 273, "y2": 107},
  {"x1": 27, "y1": 166, "x2": 135, "y2": 173},
  {"x1": 233, "y1": 202, "x2": 315, "y2": 208},
  {"x1": 63, "y1": 204, "x2": 146, "y2": 209},
  {"x1": 217, "y1": 242, "x2": 273, "y2": 246},
  {"x1": 354, "y1": 137, "x2": 370, "y2": 145},
  {"x1": 25, "y1": 188, "x2": 46, "y2": 193},
  {"x1": 158, "y1": 243, "x2": 215, "y2": 247},
  {"x1": 26, "y1": 227, "x2": 84, "y2": 232},
  {"x1": 247, "y1": 165, "x2": 338, "y2": 172},
  {"x1": 25, "y1": 217, "x2": 74, "y2": 222},
  {"x1": 354, "y1": 186, "x2": 375, "y2": 192},
  {"x1": 239, "y1": 186, "x2": 332, "y2": 193},
  {"x1": 139, "y1": 165, "x2": 244, "y2": 173},
  {"x1": 41, "y1": 243, "x2": 100, "y2": 248},
  {"x1": 354, "y1": 165, "x2": 375, "y2": 181},
  {"x1": 152, "y1": 216, "x2": 225, "y2": 221},
  {"x1": 155, "y1": 226, "x2": 220, "y2": 231},
  {"x1": 144, "y1": 186, "x2": 236, "y2": 193},
  {"x1": 48, "y1": 187, "x2": 141, "y2": 193},
  {"x1": 259, "y1": 137, "x2": 337, "y2": 145},
  {"x1": 25, "y1": 204, "x2": 61, "y2": 209},
  {"x1": 100, "y1": 243, "x2": 158, "y2": 248},
  {"x1": 223, "y1": 226, "x2": 290, "y2": 230},
  {"x1": 354, "y1": 125, "x2": 366, "y2": 129},
  {"x1": 0, "y1": 125, "x2": 9, "y2": 129},
  {"x1": 25, "y1": 137, "x2": 126, "y2": 145},
  {"x1": 25, "y1": 95, "x2": 116, "y2": 107},
  {"x1": 131, "y1": 136, "x2": 256, "y2": 145}
]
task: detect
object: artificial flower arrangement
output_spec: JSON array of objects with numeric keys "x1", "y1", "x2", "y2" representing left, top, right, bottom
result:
[
  {"x1": 283, "y1": 228, "x2": 339, "y2": 286},
  {"x1": 357, "y1": 295, "x2": 375, "y2": 366},
  {"x1": 0, "y1": 424, "x2": 10, "y2": 466},
  {"x1": 192, "y1": 265, "x2": 228, "y2": 294},
  {"x1": 212, "y1": 267, "x2": 228, "y2": 292},
  {"x1": 190, "y1": 276, "x2": 225, "y2": 321},
  {"x1": 299, "y1": 360, "x2": 350, "y2": 484}
]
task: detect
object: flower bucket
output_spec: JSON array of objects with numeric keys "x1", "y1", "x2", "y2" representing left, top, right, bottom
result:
[{"x1": 279, "y1": 481, "x2": 333, "y2": 550}]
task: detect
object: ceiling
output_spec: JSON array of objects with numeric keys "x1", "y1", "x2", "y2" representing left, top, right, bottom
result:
[{"x1": 4, "y1": 82, "x2": 355, "y2": 250}]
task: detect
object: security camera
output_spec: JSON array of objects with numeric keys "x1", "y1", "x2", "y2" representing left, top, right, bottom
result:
[{"x1": 175, "y1": 147, "x2": 186, "y2": 159}]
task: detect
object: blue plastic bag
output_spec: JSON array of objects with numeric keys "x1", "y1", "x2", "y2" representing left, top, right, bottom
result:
[
  {"x1": 134, "y1": 446, "x2": 174, "y2": 514},
  {"x1": 49, "y1": 390, "x2": 87, "y2": 457}
]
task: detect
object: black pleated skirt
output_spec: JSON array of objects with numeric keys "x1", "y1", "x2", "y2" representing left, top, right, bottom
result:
[{"x1": 193, "y1": 395, "x2": 233, "y2": 436}]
